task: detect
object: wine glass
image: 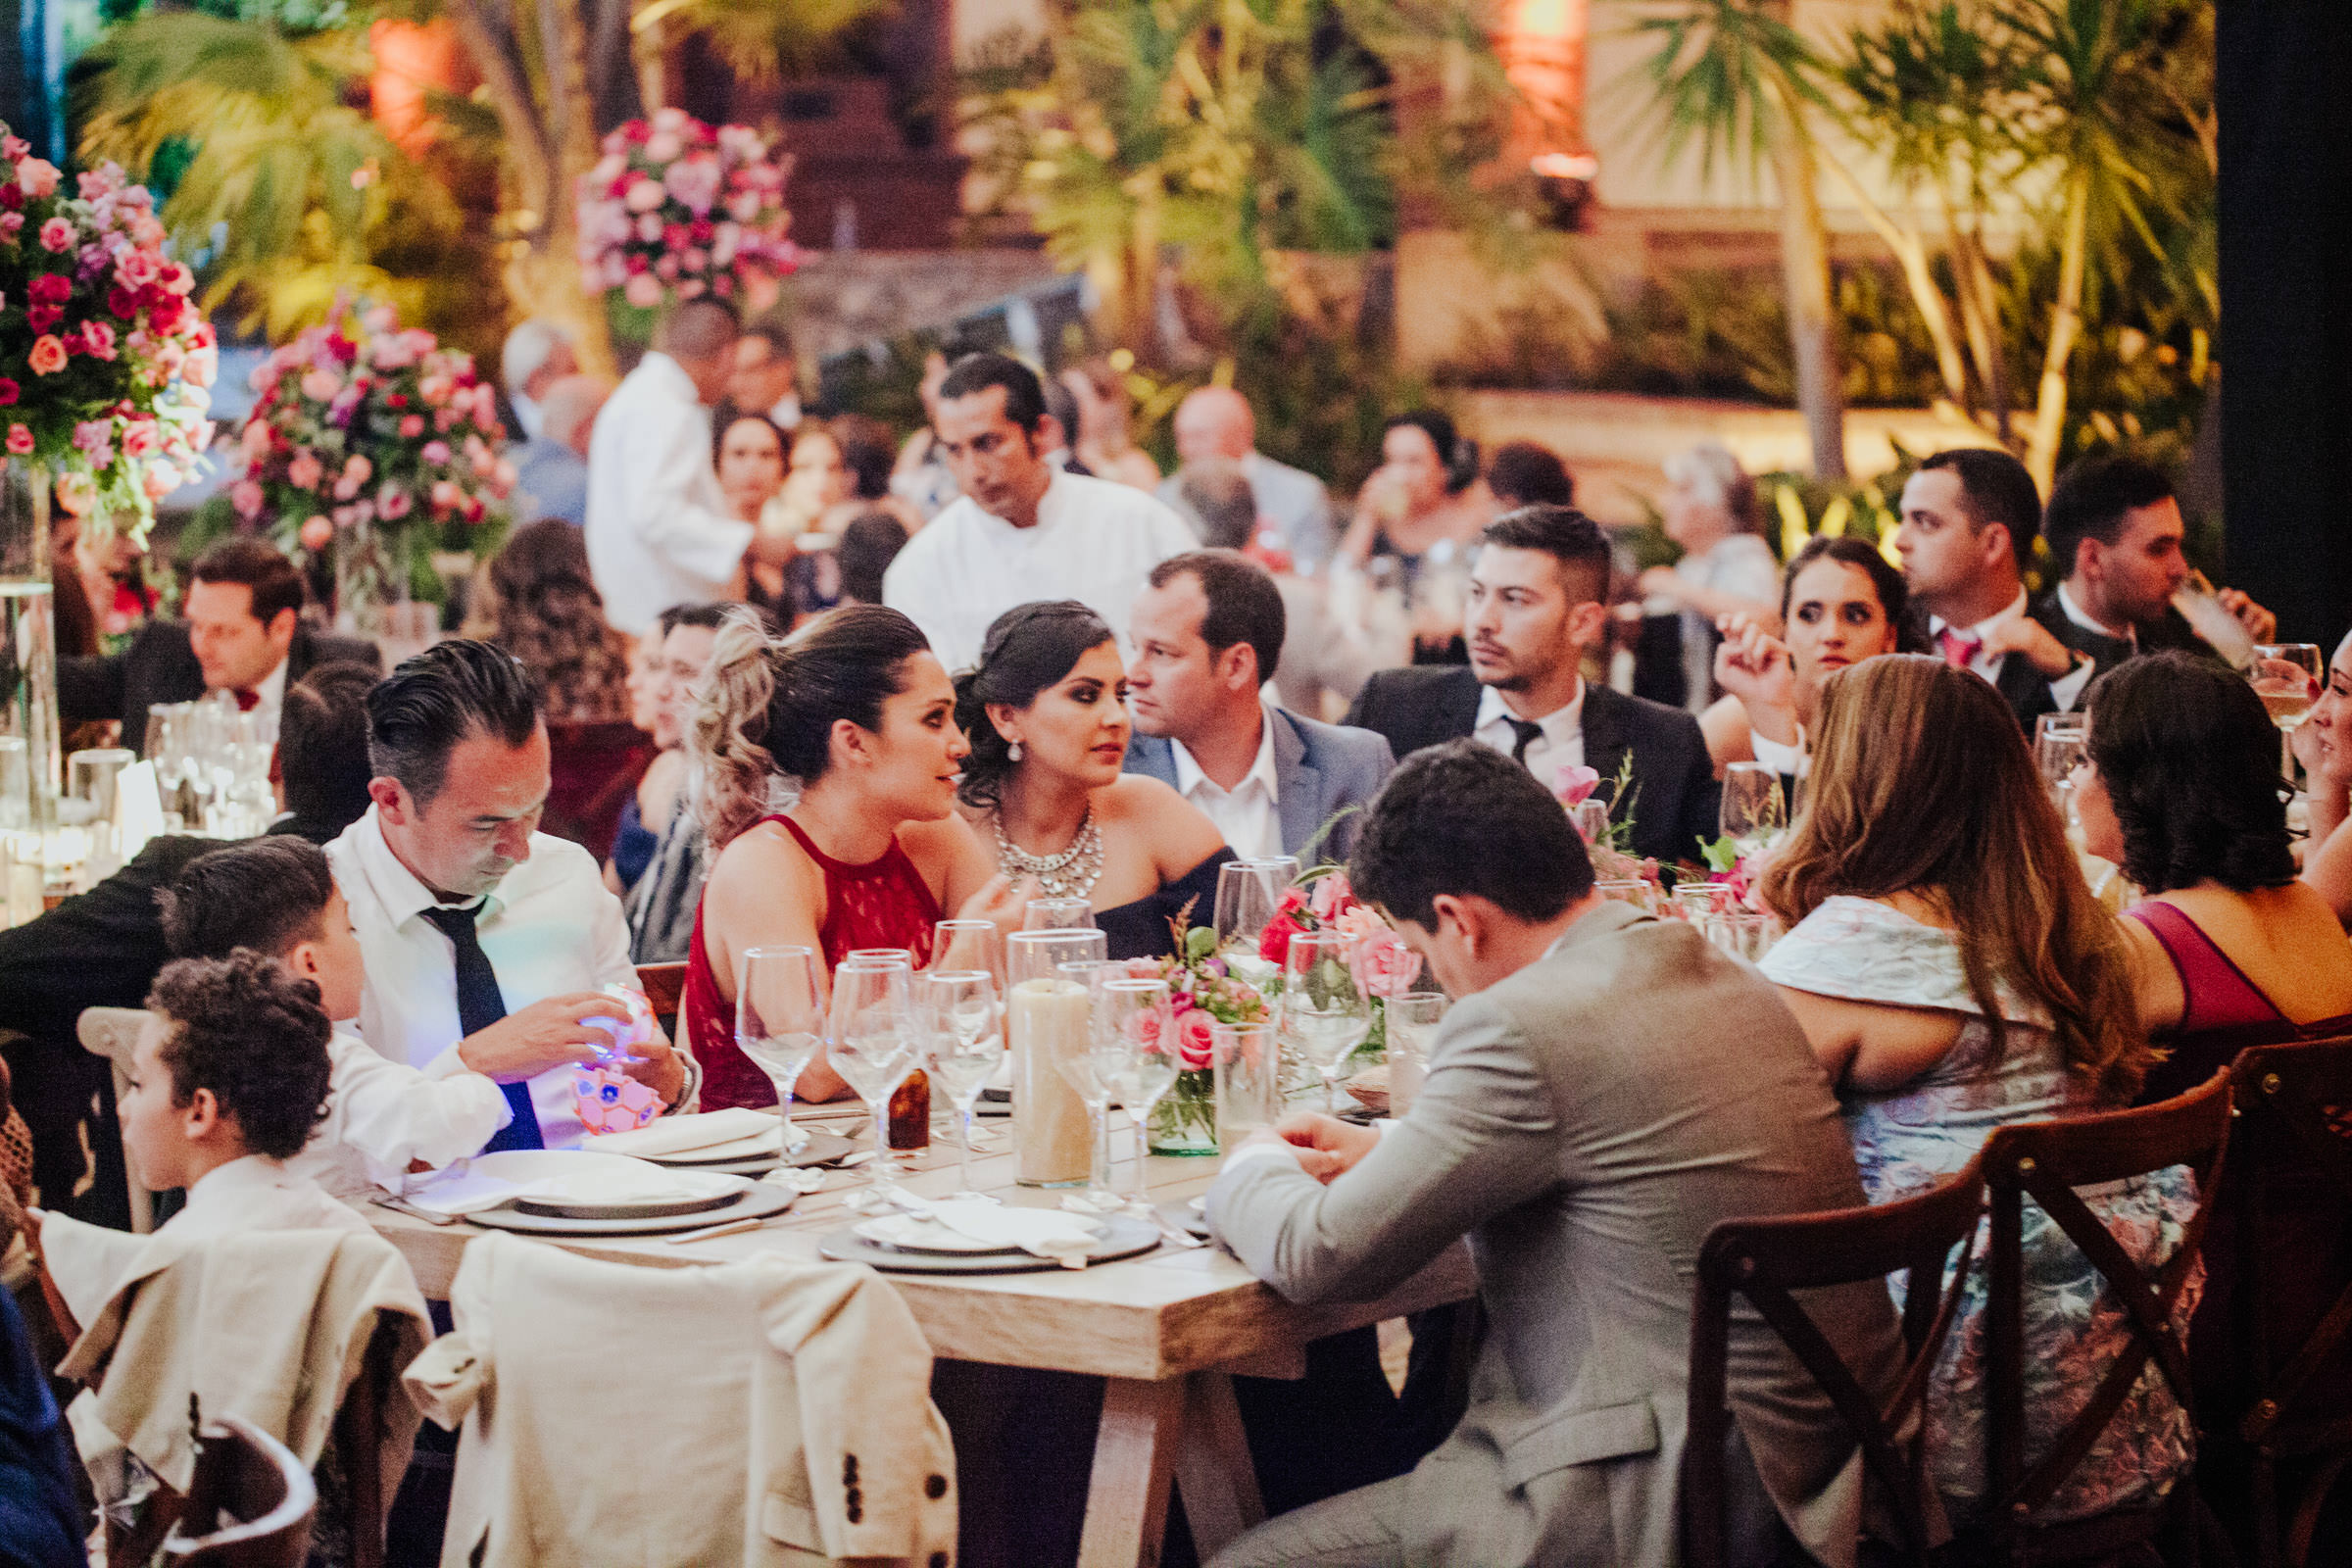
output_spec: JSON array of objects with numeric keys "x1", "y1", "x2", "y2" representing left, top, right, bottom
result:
[
  {"x1": 1093, "y1": 979, "x2": 1179, "y2": 1203},
  {"x1": 931, "y1": 919, "x2": 1003, "y2": 981},
  {"x1": 1279, "y1": 930, "x2": 1373, "y2": 1113},
  {"x1": 919, "y1": 970, "x2": 1002, "y2": 1193},
  {"x1": 1719, "y1": 761, "x2": 1786, "y2": 861},
  {"x1": 825, "y1": 957, "x2": 917, "y2": 1190},
  {"x1": 735, "y1": 946, "x2": 823, "y2": 1154},
  {"x1": 1213, "y1": 858, "x2": 1298, "y2": 956},
  {"x1": 2034, "y1": 711, "x2": 2088, "y2": 808},
  {"x1": 2251, "y1": 643, "x2": 2325, "y2": 781},
  {"x1": 1383, "y1": 992, "x2": 1448, "y2": 1117},
  {"x1": 1024, "y1": 897, "x2": 1096, "y2": 931}
]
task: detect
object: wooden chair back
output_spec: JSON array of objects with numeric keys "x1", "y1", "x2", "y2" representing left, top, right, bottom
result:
[
  {"x1": 76, "y1": 1005, "x2": 154, "y2": 1233},
  {"x1": 542, "y1": 719, "x2": 653, "y2": 858},
  {"x1": 1981, "y1": 1068, "x2": 2231, "y2": 1555},
  {"x1": 1682, "y1": 1160, "x2": 1984, "y2": 1568},
  {"x1": 2225, "y1": 1036, "x2": 2352, "y2": 1568},
  {"x1": 161, "y1": 1413, "x2": 317, "y2": 1568},
  {"x1": 635, "y1": 960, "x2": 687, "y2": 1032}
]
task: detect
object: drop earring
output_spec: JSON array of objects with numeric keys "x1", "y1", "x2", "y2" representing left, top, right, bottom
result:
[{"x1": 1007, "y1": 741, "x2": 1023, "y2": 761}]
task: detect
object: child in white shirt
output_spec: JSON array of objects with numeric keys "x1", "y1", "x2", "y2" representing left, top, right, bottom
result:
[{"x1": 156, "y1": 837, "x2": 606, "y2": 1200}]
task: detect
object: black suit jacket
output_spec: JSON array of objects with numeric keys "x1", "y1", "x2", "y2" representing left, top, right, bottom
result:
[
  {"x1": 2027, "y1": 592, "x2": 2219, "y2": 694},
  {"x1": 1902, "y1": 603, "x2": 2070, "y2": 732},
  {"x1": 57, "y1": 620, "x2": 381, "y2": 756},
  {"x1": 1344, "y1": 665, "x2": 1722, "y2": 864}
]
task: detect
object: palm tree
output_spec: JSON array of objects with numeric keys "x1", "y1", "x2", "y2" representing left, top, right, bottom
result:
[{"x1": 1623, "y1": 0, "x2": 1847, "y2": 478}]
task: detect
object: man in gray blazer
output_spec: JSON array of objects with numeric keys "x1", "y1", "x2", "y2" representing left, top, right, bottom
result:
[
  {"x1": 1158, "y1": 386, "x2": 1339, "y2": 571},
  {"x1": 1126, "y1": 551, "x2": 1394, "y2": 864},
  {"x1": 1208, "y1": 743, "x2": 1902, "y2": 1568}
]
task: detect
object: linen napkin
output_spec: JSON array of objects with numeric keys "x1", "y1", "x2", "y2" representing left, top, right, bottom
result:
[
  {"x1": 582, "y1": 1107, "x2": 781, "y2": 1158},
  {"x1": 924, "y1": 1198, "x2": 1103, "y2": 1267}
]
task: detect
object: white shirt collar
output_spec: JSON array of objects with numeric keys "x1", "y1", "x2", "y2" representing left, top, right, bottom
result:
[
  {"x1": 637, "y1": 351, "x2": 704, "y2": 407},
  {"x1": 1929, "y1": 586, "x2": 2030, "y2": 644},
  {"x1": 255, "y1": 653, "x2": 290, "y2": 712},
  {"x1": 1475, "y1": 677, "x2": 1586, "y2": 743},
  {"x1": 2056, "y1": 579, "x2": 2132, "y2": 646},
  {"x1": 343, "y1": 803, "x2": 509, "y2": 928},
  {"x1": 1168, "y1": 705, "x2": 1281, "y2": 804}
]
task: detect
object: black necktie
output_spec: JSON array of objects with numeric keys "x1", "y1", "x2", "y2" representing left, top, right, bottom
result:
[
  {"x1": 418, "y1": 903, "x2": 544, "y2": 1152},
  {"x1": 1505, "y1": 718, "x2": 1546, "y2": 767}
]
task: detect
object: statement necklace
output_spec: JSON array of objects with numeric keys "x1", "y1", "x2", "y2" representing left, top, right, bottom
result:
[{"x1": 992, "y1": 807, "x2": 1105, "y2": 900}]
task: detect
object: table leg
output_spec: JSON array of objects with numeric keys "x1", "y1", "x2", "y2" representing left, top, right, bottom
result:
[
  {"x1": 1173, "y1": 1371, "x2": 1265, "y2": 1560},
  {"x1": 1077, "y1": 1376, "x2": 1184, "y2": 1568}
]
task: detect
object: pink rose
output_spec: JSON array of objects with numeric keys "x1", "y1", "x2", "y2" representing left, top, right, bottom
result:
[
  {"x1": 622, "y1": 175, "x2": 665, "y2": 213},
  {"x1": 1309, "y1": 871, "x2": 1352, "y2": 922},
  {"x1": 399, "y1": 414, "x2": 425, "y2": 438},
  {"x1": 79, "y1": 318, "x2": 117, "y2": 361},
  {"x1": 298, "y1": 514, "x2": 334, "y2": 550},
  {"x1": 377, "y1": 484, "x2": 413, "y2": 520},
  {"x1": 141, "y1": 464, "x2": 179, "y2": 500},
  {"x1": 421, "y1": 439, "x2": 452, "y2": 466},
  {"x1": 1553, "y1": 764, "x2": 1601, "y2": 807},
  {"x1": 5, "y1": 424, "x2": 31, "y2": 456},
  {"x1": 1259, "y1": 911, "x2": 1305, "y2": 966},
  {"x1": 343, "y1": 453, "x2": 372, "y2": 484},
  {"x1": 286, "y1": 449, "x2": 322, "y2": 490},
  {"x1": 122, "y1": 420, "x2": 160, "y2": 460},
  {"x1": 300, "y1": 366, "x2": 341, "y2": 402},
  {"x1": 231, "y1": 477, "x2": 264, "y2": 517},
  {"x1": 17, "y1": 158, "x2": 61, "y2": 198},
  {"x1": 53, "y1": 471, "x2": 94, "y2": 516},
  {"x1": 1348, "y1": 930, "x2": 1423, "y2": 1000},
  {"x1": 0, "y1": 214, "x2": 21, "y2": 239},
  {"x1": 26, "y1": 334, "x2": 66, "y2": 375},
  {"x1": 332, "y1": 473, "x2": 360, "y2": 502},
  {"x1": 430, "y1": 479, "x2": 462, "y2": 511},
  {"x1": 36, "y1": 216, "x2": 72, "y2": 252},
  {"x1": 1175, "y1": 1008, "x2": 1215, "y2": 1070},
  {"x1": 623, "y1": 271, "x2": 663, "y2": 309}
]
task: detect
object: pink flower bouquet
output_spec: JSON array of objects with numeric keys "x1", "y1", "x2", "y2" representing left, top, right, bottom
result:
[
  {"x1": 0, "y1": 128, "x2": 218, "y2": 537},
  {"x1": 576, "y1": 108, "x2": 800, "y2": 317}
]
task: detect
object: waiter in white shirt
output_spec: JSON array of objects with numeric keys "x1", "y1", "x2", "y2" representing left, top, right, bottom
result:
[
  {"x1": 883, "y1": 353, "x2": 1197, "y2": 671},
  {"x1": 583, "y1": 299, "x2": 794, "y2": 637},
  {"x1": 1893, "y1": 447, "x2": 2093, "y2": 728},
  {"x1": 327, "y1": 641, "x2": 694, "y2": 1151}
]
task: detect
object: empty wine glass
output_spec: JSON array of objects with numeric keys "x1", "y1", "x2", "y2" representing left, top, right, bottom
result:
[
  {"x1": 1055, "y1": 959, "x2": 1125, "y2": 1203},
  {"x1": 2251, "y1": 643, "x2": 2325, "y2": 781},
  {"x1": 1719, "y1": 761, "x2": 1786, "y2": 860},
  {"x1": 1279, "y1": 930, "x2": 1373, "y2": 1114},
  {"x1": 826, "y1": 957, "x2": 916, "y2": 1190},
  {"x1": 1213, "y1": 858, "x2": 1299, "y2": 956},
  {"x1": 920, "y1": 969, "x2": 1003, "y2": 1193},
  {"x1": 2034, "y1": 711, "x2": 2088, "y2": 808},
  {"x1": 736, "y1": 946, "x2": 823, "y2": 1154},
  {"x1": 1092, "y1": 978, "x2": 1178, "y2": 1202},
  {"x1": 930, "y1": 918, "x2": 1004, "y2": 981},
  {"x1": 1024, "y1": 897, "x2": 1096, "y2": 931}
]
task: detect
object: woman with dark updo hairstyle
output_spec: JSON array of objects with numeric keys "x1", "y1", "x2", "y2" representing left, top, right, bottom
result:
[
  {"x1": 955, "y1": 601, "x2": 1229, "y2": 959},
  {"x1": 677, "y1": 604, "x2": 1028, "y2": 1108},
  {"x1": 2074, "y1": 649, "x2": 2352, "y2": 1103}
]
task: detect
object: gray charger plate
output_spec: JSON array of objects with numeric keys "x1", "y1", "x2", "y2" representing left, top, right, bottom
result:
[
  {"x1": 1156, "y1": 1200, "x2": 1211, "y2": 1241},
  {"x1": 465, "y1": 1183, "x2": 797, "y2": 1238},
  {"x1": 514, "y1": 1189, "x2": 736, "y2": 1221},
  {"x1": 645, "y1": 1127, "x2": 856, "y2": 1171},
  {"x1": 816, "y1": 1213, "x2": 1160, "y2": 1274}
]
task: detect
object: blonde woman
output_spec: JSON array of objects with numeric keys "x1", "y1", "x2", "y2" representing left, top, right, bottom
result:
[{"x1": 1639, "y1": 442, "x2": 1783, "y2": 710}]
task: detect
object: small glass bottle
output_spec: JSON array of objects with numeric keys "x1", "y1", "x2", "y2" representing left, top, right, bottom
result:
[{"x1": 888, "y1": 1068, "x2": 932, "y2": 1152}]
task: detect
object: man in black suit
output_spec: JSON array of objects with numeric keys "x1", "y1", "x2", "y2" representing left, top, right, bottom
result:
[
  {"x1": 1346, "y1": 506, "x2": 1721, "y2": 864},
  {"x1": 0, "y1": 662, "x2": 378, "y2": 1226},
  {"x1": 56, "y1": 536, "x2": 378, "y2": 755},
  {"x1": 2031, "y1": 454, "x2": 2276, "y2": 687},
  {"x1": 1892, "y1": 447, "x2": 2089, "y2": 729}
]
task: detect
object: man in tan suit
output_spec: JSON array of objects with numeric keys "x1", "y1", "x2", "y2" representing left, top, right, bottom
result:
[{"x1": 1207, "y1": 742, "x2": 1903, "y2": 1568}]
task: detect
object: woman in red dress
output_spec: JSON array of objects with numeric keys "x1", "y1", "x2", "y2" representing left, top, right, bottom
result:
[{"x1": 679, "y1": 604, "x2": 1026, "y2": 1108}]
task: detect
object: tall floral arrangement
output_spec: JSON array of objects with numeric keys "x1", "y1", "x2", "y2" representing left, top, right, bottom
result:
[
  {"x1": 0, "y1": 127, "x2": 218, "y2": 538},
  {"x1": 1136, "y1": 914, "x2": 1274, "y2": 1153},
  {"x1": 232, "y1": 301, "x2": 514, "y2": 610},
  {"x1": 575, "y1": 108, "x2": 799, "y2": 319}
]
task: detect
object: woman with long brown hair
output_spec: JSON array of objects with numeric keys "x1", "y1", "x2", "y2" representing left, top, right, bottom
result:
[{"x1": 1755, "y1": 654, "x2": 2193, "y2": 1530}]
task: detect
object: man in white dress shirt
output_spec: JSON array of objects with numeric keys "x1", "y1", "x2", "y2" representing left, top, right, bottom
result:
[
  {"x1": 584, "y1": 300, "x2": 792, "y2": 636},
  {"x1": 1158, "y1": 385, "x2": 1339, "y2": 571},
  {"x1": 500, "y1": 319, "x2": 578, "y2": 443},
  {"x1": 1893, "y1": 447, "x2": 2091, "y2": 728},
  {"x1": 328, "y1": 641, "x2": 693, "y2": 1151},
  {"x1": 883, "y1": 353, "x2": 1197, "y2": 671}
]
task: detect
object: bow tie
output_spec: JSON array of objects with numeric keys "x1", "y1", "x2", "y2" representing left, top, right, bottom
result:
[
  {"x1": 1937, "y1": 628, "x2": 1984, "y2": 669},
  {"x1": 231, "y1": 688, "x2": 261, "y2": 712}
]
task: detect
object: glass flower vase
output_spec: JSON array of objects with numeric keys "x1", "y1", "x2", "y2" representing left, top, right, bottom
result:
[
  {"x1": 0, "y1": 461, "x2": 60, "y2": 846},
  {"x1": 1148, "y1": 1067, "x2": 1219, "y2": 1154}
]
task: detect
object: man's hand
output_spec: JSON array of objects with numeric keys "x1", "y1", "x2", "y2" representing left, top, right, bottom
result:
[
  {"x1": 619, "y1": 1028, "x2": 689, "y2": 1108},
  {"x1": 2219, "y1": 587, "x2": 2278, "y2": 644},
  {"x1": 457, "y1": 993, "x2": 632, "y2": 1083},
  {"x1": 1984, "y1": 614, "x2": 2080, "y2": 679},
  {"x1": 1251, "y1": 1110, "x2": 1381, "y2": 1184}
]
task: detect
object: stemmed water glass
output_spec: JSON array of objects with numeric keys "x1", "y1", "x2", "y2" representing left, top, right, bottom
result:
[
  {"x1": 1213, "y1": 858, "x2": 1299, "y2": 956},
  {"x1": 1024, "y1": 897, "x2": 1096, "y2": 931},
  {"x1": 2251, "y1": 643, "x2": 2325, "y2": 782},
  {"x1": 1054, "y1": 960, "x2": 1125, "y2": 1203},
  {"x1": 919, "y1": 969, "x2": 1003, "y2": 1193},
  {"x1": 931, "y1": 918, "x2": 1004, "y2": 980},
  {"x1": 1279, "y1": 930, "x2": 1373, "y2": 1113},
  {"x1": 736, "y1": 946, "x2": 824, "y2": 1154},
  {"x1": 1092, "y1": 977, "x2": 1178, "y2": 1202},
  {"x1": 825, "y1": 955, "x2": 917, "y2": 1190},
  {"x1": 1719, "y1": 761, "x2": 1786, "y2": 860}
]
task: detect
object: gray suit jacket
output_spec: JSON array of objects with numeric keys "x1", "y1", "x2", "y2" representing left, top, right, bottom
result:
[
  {"x1": 1157, "y1": 451, "x2": 1338, "y2": 570},
  {"x1": 1123, "y1": 707, "x2": 1394, "y2": 863},
  {"x1": 1208, "y1": 903, "x2": 1902, "y2": 1568}
]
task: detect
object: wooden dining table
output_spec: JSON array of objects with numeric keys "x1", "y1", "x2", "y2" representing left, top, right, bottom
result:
[{"x1": 367, "y1": 1102, "x2": 1476, "y2": 1568}]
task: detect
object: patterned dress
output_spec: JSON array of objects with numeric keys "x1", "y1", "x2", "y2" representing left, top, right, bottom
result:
[{"x1": 1761, "y1": 895, "x2": 2200, "y2": 1525}]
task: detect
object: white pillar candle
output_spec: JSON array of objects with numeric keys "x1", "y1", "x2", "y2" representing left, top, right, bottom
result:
[{"x1": 1009, "y1": 977, "x2": 1093, "y2": 1187}]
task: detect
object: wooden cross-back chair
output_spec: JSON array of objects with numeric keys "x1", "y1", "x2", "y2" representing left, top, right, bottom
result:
[
  {"x1": 160, "y1": 1411, "x2": 317, "y2": 1568},
  {"x1": 1981, "y1": 1068, "x2": 2232, "y2": 1565},
  {"x1": 76, "y1": 1004, "x2": 155, "y2": 1233},
  {"x1": 1681, "y1": 1159, "x2": 1984, "y2": 1568},
  {"x1": 2223, "y1": 1038, "x2": 2352, "y2": 1568}
]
